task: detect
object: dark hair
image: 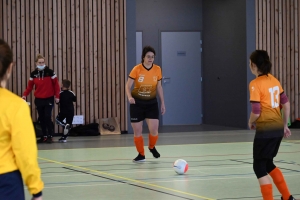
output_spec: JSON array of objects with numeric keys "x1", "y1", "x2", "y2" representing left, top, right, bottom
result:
[
  {"x1": 62, "y1": 79, "x2": 71, "y2": 88},
  {"x1": 249, "y1": 50, "x2": 272, "y2": 75},
  {"x1": 141, "y1": 46, "x2": 156, "y2": 63},
  {"x1": 0, "y1": 39, "x2": 13, "y2": 83}
]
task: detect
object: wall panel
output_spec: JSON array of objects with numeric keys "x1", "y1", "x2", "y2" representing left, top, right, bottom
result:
[
  {"x1": 0, "y1": 0, "x2": 127, "y2": 133},
  {"x1": 256, "y1": 0, "x2": 300, "y2": 121}
]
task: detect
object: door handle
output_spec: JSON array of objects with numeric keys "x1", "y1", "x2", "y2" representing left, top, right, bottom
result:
[{"x1": 163, "y1": 77, "x2": 171, "y2": 83}]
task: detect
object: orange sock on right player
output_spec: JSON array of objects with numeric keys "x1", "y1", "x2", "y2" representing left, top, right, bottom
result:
[
  {"x1": 134, "y1": 136, "x2": 144, "y2": 156},
  {"x1": 269, "y1": 167, "x2": 291, "y2": 200},
  {"x1": 260, "y1": 184, "x2": 273, "y2": 200},
  {"x1": 148, "y1": 134, "x2": 158, "y2": 149}
]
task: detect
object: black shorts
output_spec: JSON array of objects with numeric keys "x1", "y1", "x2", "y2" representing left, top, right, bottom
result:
[
  {"x1": 130, "y1": 101, "x2": 159, "y2": 123},
  {"x1": 253, "y1": 137, "x2": 283, "y2": 159},
  {"x1": 0, "y1": 170, "x2": 25, "y2": 200}
]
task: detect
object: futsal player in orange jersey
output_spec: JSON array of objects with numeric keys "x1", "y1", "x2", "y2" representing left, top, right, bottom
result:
[
  {"x1": 125, "y1": 46, "x2": 166, "y2": 162},
  {"x1": 248, "y1": 50, "x2": 295, "y2": 200}
]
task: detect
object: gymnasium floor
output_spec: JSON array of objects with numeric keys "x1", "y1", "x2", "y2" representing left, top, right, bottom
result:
[{"x1": 26, "y1": 125, "x2": 300, "y2": 200}]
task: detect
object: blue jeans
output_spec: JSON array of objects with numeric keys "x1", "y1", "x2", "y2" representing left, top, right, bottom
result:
[{"x1": 0, "y1": 170, "x2": 25, "y2": 200}]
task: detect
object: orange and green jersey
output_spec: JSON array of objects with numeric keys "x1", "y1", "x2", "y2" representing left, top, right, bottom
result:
[
  {"x1": 249, "y1": 74, "x2": 284, "y2": 132},
  {"x1": 129, "y1": 64, "x2": 162, "y2": 101}
]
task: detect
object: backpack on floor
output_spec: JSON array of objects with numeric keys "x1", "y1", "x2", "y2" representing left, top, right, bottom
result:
[{"x1": 68, "y1": 123, "x2": 100, "y2": 136}]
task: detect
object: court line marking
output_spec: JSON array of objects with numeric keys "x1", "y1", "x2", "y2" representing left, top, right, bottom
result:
[
  {"x1": 100, "y1": 162, "x2": 299, "y2": 174},
  {"x1": 37, "y1": 142, "x2": 255, "y2": 151},
  {"x1": 37, "y1": 151, "x2": 300, "y2": 164},
  {"x1": 38, "y1": 156, "x2": 215, "y2": 200},
  {"x1": 37, "y1": 140, "x2": 300, "y2": 151},
  {"x1": 38, "y1": 173, "x2": 300, "y2": 190},
  {"x1": 40, "y1": 159, "x2": 300, "y2": 182},
  {"x1": 41, "y1": 171, "x2": 300, "y2": 183},
  {"x1": 43, "y1": 172, "x2": 300, "y2": 184}
]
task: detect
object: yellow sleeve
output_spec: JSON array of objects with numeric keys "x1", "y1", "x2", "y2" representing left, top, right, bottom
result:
[{"x1": 11, "y1": 102, "x2": 44, "y2": 195}]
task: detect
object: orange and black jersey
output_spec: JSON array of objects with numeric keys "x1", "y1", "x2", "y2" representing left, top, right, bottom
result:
[
  {"x1": 129, "y1": 64, "x2": 162, "y2": 101},
  {"x1": 249, "y1": 74, "x2": 284, "y2": 133}
]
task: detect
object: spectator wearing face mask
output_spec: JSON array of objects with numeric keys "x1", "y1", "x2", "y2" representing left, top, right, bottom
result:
[{"x1": 22, "y1": 54, "x2": 60, "y2": 144}]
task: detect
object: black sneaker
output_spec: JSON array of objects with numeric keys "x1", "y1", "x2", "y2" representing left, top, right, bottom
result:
[
  {"x1": 37, "y1": 137, "x2": 47, "y2": 143},
  {"x1": 46, "y1": 136, "x2": 53, "y2": 143},
  {"x1": 58, "y1": 137, "x2": 67, "y2": 143},
  {"x1": 281, "y1": 196, "x2": 296, "y2": 200},
  {"x1": 64, "y1": 124, "x2": 70, "y2": 135},
  {"x1": 149, "y1": 147, "x2": 160, "y2": 158},
  {"x1": 133, "y1": 153, "x2": 145, "y2": 162}
]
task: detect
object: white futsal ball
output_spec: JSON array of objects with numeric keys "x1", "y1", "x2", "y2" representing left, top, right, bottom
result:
[{"x1": 173, "y1": 159, "x2": 188, "y2": 175}]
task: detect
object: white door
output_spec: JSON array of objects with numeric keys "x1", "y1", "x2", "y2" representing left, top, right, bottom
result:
[{"x1": 161, "y1": 32, "x2": 202, "y2": 125}]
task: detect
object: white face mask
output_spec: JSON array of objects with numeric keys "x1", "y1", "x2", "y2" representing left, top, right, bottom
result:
[{"x1": 37, "y1": 65, "x2": 46, "y2": 70}]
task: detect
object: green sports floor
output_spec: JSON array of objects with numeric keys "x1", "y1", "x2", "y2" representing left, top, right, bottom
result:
[{"x1": 26, "y1": 125, "x2": 300, "y2": 200}]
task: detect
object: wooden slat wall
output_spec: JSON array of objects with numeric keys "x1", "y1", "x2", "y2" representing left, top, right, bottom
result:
[
  {"x1": 0, "y1": 0, "x2": 127, "y2": 133},
  {"x1": 256, "y1": 0, "x2": 300, "y2": 122}
]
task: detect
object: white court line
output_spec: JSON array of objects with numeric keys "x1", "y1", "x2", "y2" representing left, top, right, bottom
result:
[
  {"x1": 38, "y1": 173, "x2": 300, "y2": 189},
  {"x1": 42, "y1": 173, "x2": 90, "y2": 178},
  {"x1": 38, "y1": 142, "x2": 255, "y2": 151},
  {"x1": 41, "y1": 163, "x2": 298, "y2": 177},
  {"x1": 41, "y1": 165, "x2": 251, "y2": 177},
  {"x1": 31, "y1": 182, "x2": 125, "y2": 189}
]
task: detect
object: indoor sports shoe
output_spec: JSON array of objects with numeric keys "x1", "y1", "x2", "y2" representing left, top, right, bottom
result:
[
  {"x1": 55, "y1": 116, "x2": 66, "y2": 127},
  {"x1": 58, "y1": 137, "x2": 67, "y2": 143},
  {"x1": 149, "y1": 146, "x2": 160, "y2": 158},
  {"x1": 133, "y1": 153, "x2": 145, "y2": 163},
  {"x1": 281, "y1": 196, "x2": 296, "y2": 200},
  {"x1": 46, "y1": 136, "x2": 53, "y2": 144},
  {"x1": 64, "y1": 124, "x2": 70, "y2": 135},
  {"x1": 37, "y1": 136, "x2": 47, "y2": 143}
]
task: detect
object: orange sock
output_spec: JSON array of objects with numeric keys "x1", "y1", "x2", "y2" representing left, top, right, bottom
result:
[
  {"x1": 134, "y1": 136, "x2": 144, "y2": 156},
  {"x1": 260, "y1": 184, "x2": 273, "y2": 200},
  {"x1": 148, "y1": 134, "x2": 158, "y2": 149},
  {"x1": 269, "y1": 167, "x2": 291, "y2": 200}
]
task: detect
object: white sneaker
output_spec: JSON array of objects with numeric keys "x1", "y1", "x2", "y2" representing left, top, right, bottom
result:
[
  {"x1": 64, "y1": 124, "x2": 70, "y2": 135},
  {"x1": 58, "y1": 137, "x2": 67, "y2": 143}
]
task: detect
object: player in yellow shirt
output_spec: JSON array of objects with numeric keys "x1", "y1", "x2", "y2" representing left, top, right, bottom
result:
[
  {"x1": 125, "y1": 46, "x2": 166, "y2": 162},
  {"x1": 0, "y1": 39, "x2": 44, "y2": 199},
  {"x1": 248, "y1": 50, "x2": 295, "y2": 200}
]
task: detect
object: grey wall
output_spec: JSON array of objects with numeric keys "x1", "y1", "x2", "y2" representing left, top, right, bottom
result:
[
  {"x1": 136, "y1": 0, "x2": 203, "y2": 67},
  {"x1": 246, "y1": 0, "x2": 257, "y2": 124},
  {"x1": 126, "y1": 0, "x2": 136, "y2": 134},
  {"x1": 126, "y1": 0, "x2": 256, "y2": 132},
  {"x1": 202, "y1": 0, "x2": 255, "y2": 128}
]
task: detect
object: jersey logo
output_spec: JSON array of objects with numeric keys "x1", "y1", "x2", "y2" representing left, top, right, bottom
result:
[
  {"x1": 153, "y1": 76, "x2": 157, "y2": 81},
  {"x1": 138, "y1": 85, "x2": 152, "y2": 94}
]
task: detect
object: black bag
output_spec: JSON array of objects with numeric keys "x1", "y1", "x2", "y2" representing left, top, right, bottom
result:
[
  {"x1": 289, "y1": 120, "x2": 300, "y2": 128},
  {"x1": 33, "y1": 118, "x2": 54, "y2": 137},
  {"x1": 69, "y1": 123, "x2": 100, "y2": 136}
]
